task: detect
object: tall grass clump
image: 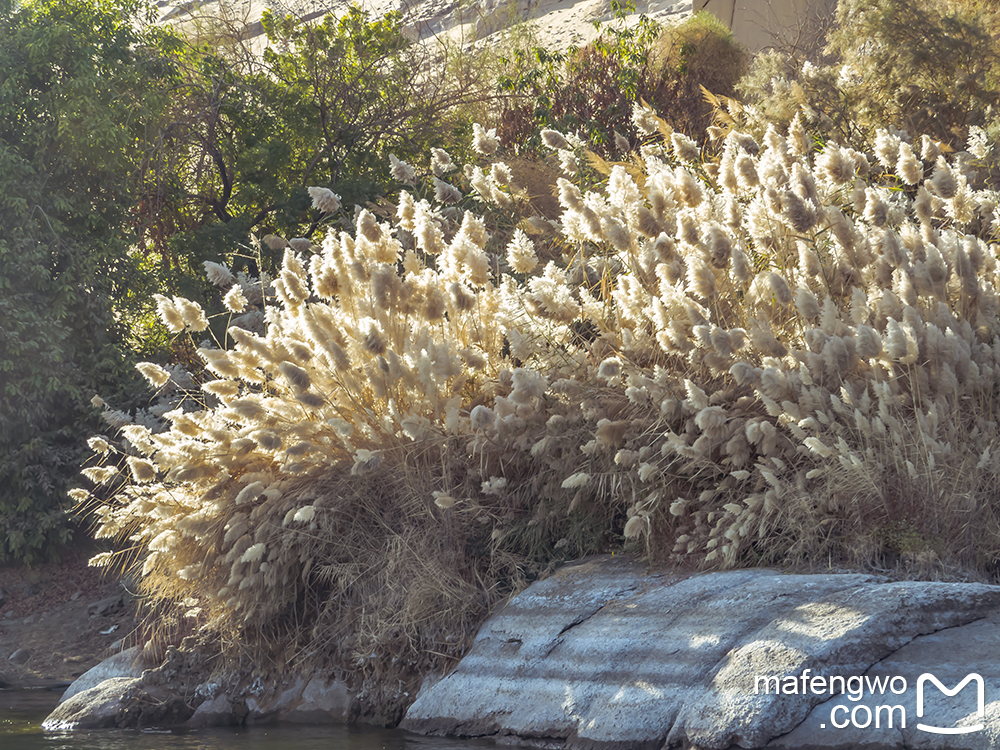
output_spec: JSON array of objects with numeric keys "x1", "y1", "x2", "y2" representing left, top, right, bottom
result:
[{"x1": 79, "y1": 99, "x2": 1000, "y2": 707}]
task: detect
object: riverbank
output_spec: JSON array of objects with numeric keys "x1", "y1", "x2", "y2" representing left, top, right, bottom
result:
[
  {"x1": 0, "y1": 553, "x2": 138, "y2": 690},
  {"x1": 39, "y1": 556, "x2": 1000, "y2": 748}
]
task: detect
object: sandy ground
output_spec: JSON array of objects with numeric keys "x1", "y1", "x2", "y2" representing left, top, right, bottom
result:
[
  {"x1": 157, "y1": 0, "x2": 690, "y2": 55},
  {"x1": 0, "y1": 553, "x2": 139, "y2": 689}
]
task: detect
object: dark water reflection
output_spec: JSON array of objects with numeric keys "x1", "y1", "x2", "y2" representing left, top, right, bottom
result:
[{"x1": 0, "y1": 689, "x2": 501, "y2": 750}]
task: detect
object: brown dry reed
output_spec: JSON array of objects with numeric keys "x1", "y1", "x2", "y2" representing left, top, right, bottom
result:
[{"x1": 80, "y1": 99, "x2": 1000, "y2": 707}]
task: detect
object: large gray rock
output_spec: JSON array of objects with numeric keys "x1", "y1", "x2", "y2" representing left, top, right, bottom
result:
[
  {"x1": 282, "y1": 676, "x2": 352, "y2": 723},
  {"x1": 42, "y1": 677, "x2": 142, "y2": 730},
  {"x1": 765, "y1": 611, "x2": 1000, "y2": 750},
  {"x1": 43, "y1": 644, "x2": 355, "y2": 730},
  {"x1": 401, "y1": 556, "x2": 1000, "y2": 750},
  {"x1": 58, "y1": 646, "x2": 145, "y2": 705}
]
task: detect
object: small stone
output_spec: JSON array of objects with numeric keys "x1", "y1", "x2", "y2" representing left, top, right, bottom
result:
[
  {"x1": 9, "y1": 648, "x2": 31, "y2": 665},
  {"x1": 70, "y1": 591, "x2": 82, "y2": 601},
  {"x1": 88, "y1": 593, "x2": 125, "y2": 617}
]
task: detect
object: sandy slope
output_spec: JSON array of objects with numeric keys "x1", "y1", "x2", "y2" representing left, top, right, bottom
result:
[{"x1": 157, "y1": 0, "x2": 690, "y2": 53}]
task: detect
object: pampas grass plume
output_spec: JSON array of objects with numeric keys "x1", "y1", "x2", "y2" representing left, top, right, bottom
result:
[
  {"x1": 929, "y1": 157, "x2": 957, "y2": 199},
  {"x1": 153, "y1": 294, "x2": 186, "y2": 334},
  {"x1": 292, "y1": 505, "x2": 316, "y2": 523},
  {"x1": 127, "y1": 457, "x2": 157, "y2": 483},
  {"x1": 472, "y1": 123, "x2": 499, "y2": 156},
  {"x1": 68, "y1": 488, "x2": 90, "y2": 503},
  {"x1": 735, "y1": 153, "x2": 759, "y2": 189},
  {"x1": 431, "y1": 148, "x2": 456, "y2": 177},
  {"x1": 87, "y1": 436, "x2": 111, "y2": 454},
  {"x1": 541, "y1": 129, "x2": 570, "y2": 150},
  {"x1": 389, "y1": 154, "x2": 417, "y2": 185},
  {"x1": 175, "y1": 297, "x2": 209, "y2": 332},
  {"x1": 817, "y1": 145, "x2": 854, "y2": 184},
  {"x1": 278, "y1": 361, "x2": 311, "y2": 393},
  {"x1": 795, "y1": 287, "x2": 821, "y2": 321},
  {"x1": 204, "y1": 261, "x2": 235, "y2": 288},
  {"x1": 671, "y1": 132, "x2": 699, "y2": 162},
  {"x1": 624, "y1": 515, "x2": 647, "y2": 538},
  {"x1": 506, "y1": 228, "x2": 538, "y2": 274},
  {"x1": 897, "y1": 143, "x2": 921, "y2": 185},
  {"x1": 433, "y1": 491, "x2": 457, "y2": 509},
  {"x1": 137, "y1": 362, "x2": 171, "y2": 388},
  {"x1": 308, "y1": 186, "x2": 342, "y2": 213},
  {"x1": 224, "y1": 285, "x2": 248, "y2": 313},
  {"x1": 631, "y1": 103, "x2": 658, "y2": 136},
  {"x1": 434, "y1": 178, "x2": 462, "y2": 204},
  {"x1": 562, "y1": 472, "x2": 590, "y2": 489}
]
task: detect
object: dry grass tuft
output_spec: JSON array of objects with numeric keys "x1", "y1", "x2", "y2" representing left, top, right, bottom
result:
[{"x1": 79, "y1": 92, "x2": 1000, "y2": 710}]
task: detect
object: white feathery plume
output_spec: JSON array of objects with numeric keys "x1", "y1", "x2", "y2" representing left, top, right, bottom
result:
[
  {"x1": 224, "y1": 285, "x2": 248, "y2": 313},
  {"x1": 541, "y1": 129, "x2": 570, "y2": 150},
  {"x1": 153, "y1": 294, "x2": 186, "y2": 334},
  {"x1": 472, "y1": 123, "x2": 499, "y2": 156},
  {"x1": 430, "y1": 148, "x2": 456, "y2": 176},
  {"x1": 204, "y1": 261, "x2": 235, "y2": 288},
  {"x1": 389, "y1": 153, "x2": 417, "y2": 185},
  {"x1": 631, "y1": 103, "x2": 659, "y2": 136},
  {"x1": 307, "y1": 186, "x2": 342, "y2": 213},
  {"x1": 137, "y1": 362, "x2": 171, "y2": 388},
  {"x1": 506, "y1": 228, "x2": 538, "y2": 274}
]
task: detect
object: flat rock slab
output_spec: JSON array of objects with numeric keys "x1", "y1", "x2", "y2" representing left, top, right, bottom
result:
[{"x1": 401, "y1": 557, "x2": 1000, "y2": 749}]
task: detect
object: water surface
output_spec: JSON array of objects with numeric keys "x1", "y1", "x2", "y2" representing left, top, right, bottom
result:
[{"x1": 0, "y1": 689, "x2": 500, "y2": 750}]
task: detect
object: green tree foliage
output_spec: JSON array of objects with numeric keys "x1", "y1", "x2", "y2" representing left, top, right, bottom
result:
[
  {"x1": 140, "y1": 6, "x2": 481, "y2": 278},
  {"x1": 737, "y1": 0, "x2": 1000, "y2": 147},
  {"x1": 0, "y1": 0, "x2": 177, "y2": 562}
]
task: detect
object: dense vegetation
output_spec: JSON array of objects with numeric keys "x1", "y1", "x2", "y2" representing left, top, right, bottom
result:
[
  {"x1": 0, "y1": 0, "x2": 175, "y2": 563},
  {"x1": 7, "y1": 0, "x2": 1000, "y2": 714},
  {"x1": 0, "y1": 0, "x2": 482, "y2": 563}
]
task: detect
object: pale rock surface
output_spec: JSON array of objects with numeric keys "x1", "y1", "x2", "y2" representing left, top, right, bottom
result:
[
  {"x1": 765, "y1": 611, "x2": 1000, "y2": 750},
  {"x1": 57, "y1": 646, "x2": 145, "y2": 705},
  {"x1": 188, "y1": 692, "x2": 243, "y2": 727},
  {"x1": 401, "y1": 556, "x2": 1000, "y2": 750},
  {"x1": 43, "y1": 677, "x2": 144, "y2": 730},
  {"x1": 283, "y1": 676, "x2": 353, "y2": 723},
  {"x1": 44, "y1": 652, "x2": 354, "y2": 730}
]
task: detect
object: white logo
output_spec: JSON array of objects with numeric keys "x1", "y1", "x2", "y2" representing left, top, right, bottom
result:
[{"x1": 916, "y1": 673, "x2": 985, "y2": 735}]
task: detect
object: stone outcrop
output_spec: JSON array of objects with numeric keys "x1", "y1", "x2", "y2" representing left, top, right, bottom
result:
[
  {"x1": 43, "y1": 677, "x2": 144, "y2": 730},
  {"x1": 43, "y1": 556, "x2": 1000, "y2": 748},
  {"x1": 43, "y1": 644, "x2": 354, "y2": 731},
  {"x1": 401, "y1": 556, "x2": 1000, "y2": 750},
  {"x1": 57, "y1": 646, "x2": 145, "y2": 705}
]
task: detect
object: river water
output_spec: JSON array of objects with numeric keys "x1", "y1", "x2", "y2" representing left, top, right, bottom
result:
[{"x1": 0, "y1": 689, "x2": 501, "y2": 750}]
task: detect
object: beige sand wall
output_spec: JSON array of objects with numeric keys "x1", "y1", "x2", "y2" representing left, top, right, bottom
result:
[{"x1": 697, "y1": 0, "x2": 839, "y2": 53}]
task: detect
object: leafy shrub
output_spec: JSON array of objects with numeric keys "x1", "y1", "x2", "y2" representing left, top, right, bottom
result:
[
  {"x1": 497, "y1": 10, "x2": 746, "y2": 153},
  {"x1": 646, "y1": 10, "x2": 747, "y2": 130},
  {"x1": 138, "y1": 5, "x2": 488, "y2": 284},
  {"x1": 737, "y1": 0, "x2": 1000, "y2": 147}
]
